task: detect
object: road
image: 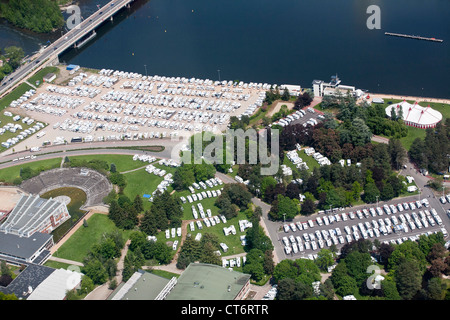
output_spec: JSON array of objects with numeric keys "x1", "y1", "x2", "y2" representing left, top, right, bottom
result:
[
  {"x1": 274, "y1": 158, "x2": 450, "y2": 261},
  {"x1": 0, "y1": 137, "x2": 186, "y2": 170},
  {"x1": 0, "y1": 0, "x2": 134, "y2": 97}
]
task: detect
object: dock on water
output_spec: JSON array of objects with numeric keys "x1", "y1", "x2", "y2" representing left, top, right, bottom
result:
[{"x1": 385, "y1": 32, "x2": 443, "y2": 43}]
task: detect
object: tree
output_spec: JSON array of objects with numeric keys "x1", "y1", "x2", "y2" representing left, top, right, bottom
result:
[
  {"x1": 269, "y1": 194, "x2": 299, "y2": 221},
  {"x1": 133, "y1": 194, "x2": 144, "y2": 214},
  {"x1": 294, "y1": 92, "x2": 313, "y2": 110},
  {"x1": 315, "y1": 249, "x2": 335, "y2": 272},
  {"x1": 281, "y1": 88, "x2": 290, "y2": 101},
  {"x1": 388, "y1": 240, "x2": 427, "y2": 273},
  {"x1": 110, "y1": 163, "x2": 117, "y2": 173},
  {"x1": 300, "y1": 197, "x2": 316, "y2": 215},
  {"x1": 381, "y1": 279, "x2": 401, "y2": 300},
  {"x1": 83, "y1": 259, "x2": 108, "y2": 285},
  {"x1": 388, "y1": 139, "x2": 407, "y2": 170},
  {"x1": 344, "y1": 251, "x2": 372, "y2": 286},
  {"x1": 395, "y1": 260, "x2": 422, "y2": 300},
  {"x1": 334, "y1": 275, "x2": 357, "y2": 297},
  {"x1": 427, "y1": 278, "x2": 446, "y2": 300},
  {"x1": 363, "y1": 182, "x2": 380, "y2": 203}
]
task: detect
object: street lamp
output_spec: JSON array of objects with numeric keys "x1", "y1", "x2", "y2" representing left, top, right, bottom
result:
[
  {"x1": 144, "y1": 64, "x2": 148, "y2": 76},
  {"x1": 283, "y1": 213, "x2": 286, "y2": 224},
  {"x1": 217, "y1": 69, "x2": 221, "y2": 81},
  {"x1": 376, "y1": 195, "x2": 379, "y2": 208}
]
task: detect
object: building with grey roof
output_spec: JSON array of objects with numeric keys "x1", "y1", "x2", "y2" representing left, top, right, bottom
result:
[
  {"x1": 0, "y1": 194, "x2": 70, "y2": 237},
  {"x1": 0, "y1": 264, "x2": 55, "y2": 300},
  {"x1": 166, "y1": 263, "x2": 251, "y2": 300},
  {"x1": 0, "y1": 232, "x2": 53, "y2": 265},
  {"x1": 109, "y1": 270, "x2": 175, "y2": 300}
]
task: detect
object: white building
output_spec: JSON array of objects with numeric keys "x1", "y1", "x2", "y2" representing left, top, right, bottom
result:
[{"x1": 312, "y1": 75, "x2": 356, "y2": 97}]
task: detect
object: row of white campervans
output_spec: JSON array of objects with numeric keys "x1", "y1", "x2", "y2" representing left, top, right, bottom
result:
[{"x1": 181, "y1": 188, "x2": 222, "y2": 204}]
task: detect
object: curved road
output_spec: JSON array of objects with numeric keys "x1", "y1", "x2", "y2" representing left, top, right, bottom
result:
[{"x1": 0, "y1": 137, "x2": 186, "y2": 170}]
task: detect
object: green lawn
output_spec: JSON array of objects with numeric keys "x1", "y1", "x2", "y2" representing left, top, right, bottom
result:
[
  {"x1": 177, "y1": 184, "x2": 224, "y2": 220},
  {"x1": 123, "y1": 163, "x2": 177, "y2": 211},
  {"x1": 283, "y1": 149, "x2": 319, "y2": 176},
  {"x1": 373, "y1": 99, "x2": 450, "y2": 150},
  {"x1": 27, "y1": 66, "x2": 59, "y2": 88},
  {"x1": 185, "y1": 210, "x2": 249, "y2": 256},
  {"x1": 0, "y1": 157, "x2": 62, "y2": 183},
  {"x1": 67, "y1": 154, "x2": 151, "y2": 173},
  {"x1": 43, "y1": 260, "x2": 73, "y2": 270},
  {"x1": 0, "y1": 82, "x2": 33, "y2": 110},
  {"x1": 53, "y1": 213, "x2": 132, "y2": 263}
]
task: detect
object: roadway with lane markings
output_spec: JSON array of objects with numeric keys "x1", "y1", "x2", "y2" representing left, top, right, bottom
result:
[{"x1": 0, "y1": 0, "x2": 134, "y2": 97}]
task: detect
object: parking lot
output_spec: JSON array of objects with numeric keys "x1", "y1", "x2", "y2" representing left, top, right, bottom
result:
[
  {"x1": 277, "y1": 196, "x2": 450, "y2": 260},
  {"x1": 271, "y1": 106, "x2": 324, "y2": 129},
  {"x1": 2, "y1": 68, "x2": 269, "y2": 155}
]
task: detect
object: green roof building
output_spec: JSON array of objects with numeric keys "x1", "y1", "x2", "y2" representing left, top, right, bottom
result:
[{"x1": 166, "y1": 263, "x2": 251, "y2": 300}]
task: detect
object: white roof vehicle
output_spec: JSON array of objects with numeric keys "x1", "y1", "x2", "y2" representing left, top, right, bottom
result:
[{"x1": 316, "y1": 217, "x2": 323, "y2": 226}]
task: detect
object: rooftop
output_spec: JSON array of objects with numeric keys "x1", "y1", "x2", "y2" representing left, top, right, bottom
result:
[
  {"x1": 0, "y1": 194, "x2": 68, "y2": 237},
  {"x1": 385, "y1": 100, "x2": 442, "y2": 126},
  {"x1": 0, "y1": 231, "x2": 53, "y2": 263},
  {"x1": 166, "y1": 263, "x2": 251, "y2": 300},
  {"x1": 110, "y1": 270, "x2": 171, "y2": 300},
  {"x1": 0, "y1": 264, "x2": 55, "y2": 300}
]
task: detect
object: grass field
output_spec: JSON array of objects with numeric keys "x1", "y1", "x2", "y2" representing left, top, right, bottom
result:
[
  {"x1": 283, "y1": 149, "x2": 319, "y2": 177},
  {"x1": 27, "y1": 66, "x2": 59, "y2": 88},
  {"x1": 67, "y1": 154, "x2": 149, "y2": 173},
  {"x1": 0, "y1": 111, "x2": 45, "y2": 153},
  {"x1": 53, "y1": 213, "x2": 133, "y2": 262},
  {"x1": 373, "y1": 99, "x2": 450, "y2": 150},
  {"x1": 123, "y1": 163, "x2": 177, "y2": 210},
  {"x1": 43, "y1": 260, "x2": 73, "y2": 270},
  {"x1": 0, "y1": 82, "x2": 33, "y2": 110},
  {"x1": 0, "y1": 157, "x2": 62, "y2": 183},
  {"x1": 192, "y1": 210, "x2": 249, "y2": 256}
]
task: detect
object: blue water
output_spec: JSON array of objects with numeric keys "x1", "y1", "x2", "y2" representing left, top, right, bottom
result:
[{"x1": 3, "y1": 0, "x2": 450, "y2": 98}]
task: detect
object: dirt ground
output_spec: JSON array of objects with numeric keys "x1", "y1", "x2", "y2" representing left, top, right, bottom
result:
[
  {"x1": 266, "y1": 101, "x2": 294, "y2": 118},
  {"x1": 0, "y1": 187, "x2": 27, "y2": 214}
]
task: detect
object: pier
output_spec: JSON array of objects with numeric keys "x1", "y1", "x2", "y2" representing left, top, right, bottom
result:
[{"x1": 385, "y1": 32, "x2": 443, "y2": 43}]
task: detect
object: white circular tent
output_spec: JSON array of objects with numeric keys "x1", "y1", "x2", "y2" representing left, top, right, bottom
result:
[{"x1": 385, "y1": 100, "x2": 442, "y2": 129}]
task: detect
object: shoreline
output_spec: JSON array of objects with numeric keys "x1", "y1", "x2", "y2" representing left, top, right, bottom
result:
[{"x1": 368, "y1": 92, "x2": 450, "y2": 105}]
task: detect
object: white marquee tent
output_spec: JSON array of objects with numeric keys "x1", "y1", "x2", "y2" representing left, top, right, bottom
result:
[{"x1": 386, "y1": 100, "x2": 442, "y2": 128}]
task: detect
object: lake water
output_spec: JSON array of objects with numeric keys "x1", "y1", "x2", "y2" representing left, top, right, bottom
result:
[{"x1": 1, "y1": 0, "x2": 449, "y2": 98}]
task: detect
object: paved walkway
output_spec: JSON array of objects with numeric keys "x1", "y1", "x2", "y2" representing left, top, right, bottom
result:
[{"x1": 47, "y1": 256, "x2": 84, "y2": 267}]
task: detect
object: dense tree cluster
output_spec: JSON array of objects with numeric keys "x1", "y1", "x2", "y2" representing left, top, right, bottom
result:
[
  {"x1": 0, "y1": 0, "x2": 64, "y2": 33},
  {"x1": 176, "y1": 233, "x2": 222, "y2": 269},
  {"x1": 320, "y1": 94, "x2": 407, "y2": 139},
  {"x1": 273, "y1": 258, "x2": 324, "y2": 300},
  {"x1": 214, "y1": 183, "x2": 253, "y2": 219},
  {"x1": 123, "y1": 231, "x2": 173, "y2": 281},
  {"x1": 326, "y1": 234, "x2": 450, "y2": 300},
  {"x1": 108, "y1": 194, "x2": 141, "y2": 230},
  {"x1": 140, "y1": 190, "x2": 183, "y2": 235},
  {"x1": 172, "y1": 162, "x2": 216, "y2": 191},
  {"x1": 82, "y1": 231, "x2": 125, "y2": 285},
  {"x1": 242, "y1": 209, "x2": 274, "y2": 281},
  {"x1": 0, "y1": 46, "x2": 24, "y2": 82},
  {"x1": 293, "y1": 92, "x2": 313, "y2": 111},
  {"x1": 409, "y1": 120, "x2": 450, "y2": 174}
]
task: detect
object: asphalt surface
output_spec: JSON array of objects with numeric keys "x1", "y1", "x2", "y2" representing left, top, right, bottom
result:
[
  {"x1": 0, "y1": 0, "x2": 132, "y2": 96},
  {"x1": 268, "y1": 160, "x2": 450, "y2": 261},
  {"x1": 0, "y1": 137, "x2": 184, "y2": 170}
]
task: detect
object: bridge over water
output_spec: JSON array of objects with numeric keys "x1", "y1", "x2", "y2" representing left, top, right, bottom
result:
[{"x1": 0, "y1": 0, "x2": 135, "y2": 97}]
